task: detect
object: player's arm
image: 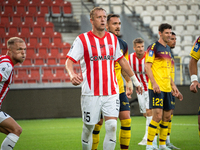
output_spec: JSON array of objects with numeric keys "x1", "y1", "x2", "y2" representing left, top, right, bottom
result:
[
  {"x1": 118, "y1": 57, "x2": 142, "y2": 94},
  {"x1": 65, "y1": 59, "x2": 82, "y2": 86},
  {"x1": 189, "y1": 57, "x2": 200, "y2": 93},
  {"x1": 145, "y1": 62, "x2": 160, "y2": 93},
  {"x1": 121, "y1": 69, "x2": 133, "y2": 98}
]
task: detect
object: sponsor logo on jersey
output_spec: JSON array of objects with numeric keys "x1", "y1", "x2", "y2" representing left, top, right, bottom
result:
[
  {"x1": 90, "y1": 55, "x2": 114, "y2": 61},
  {"x1": 193, "y1": 43, "x2": 200, "y2": 52}
]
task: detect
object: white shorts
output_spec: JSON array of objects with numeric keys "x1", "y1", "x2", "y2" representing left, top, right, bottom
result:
[
  {"x1": 0, "y1": 111, "x2": 10, "y2": 123},
  {"x1": 137, "y1": 90, "x2": 149, "y2": 113},
  {"x1": 81, "y1": 94, "x2": 120, "y2": 125}
]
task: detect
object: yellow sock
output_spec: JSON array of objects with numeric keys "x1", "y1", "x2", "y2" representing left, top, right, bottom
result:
[
  {"x1": 92, "y1": 124, "x2": 102, "y2": 150},
  {"x1": 156, "y1": 121, "x2": 161, "y2": 136},
  {"x1": 147, "y1": 120, "x2": 159, "y2": 145},
  {"x1": 168, "y1": 115, "x2": 173, "y2": 136},
  {"x1": 119, "y1": 119, "x2": 131, "y2": 150},
  {"x1": 159, "y1": 121, "x2": 169, "y2": 145}
]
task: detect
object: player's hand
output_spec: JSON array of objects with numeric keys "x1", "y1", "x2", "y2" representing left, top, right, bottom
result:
[
  {"x1": 171, "y1": 84, "x2": 179, "y2": 98},
  {"x1": 190, "y1": 81, "x2": 200, "y2": 93},
  {"x1": 70, "y1": 73, "x2": 82, "y2": 86},
  {"x1": 152, "y1": 82, "x2": 161, "y2": 93},
  {"x1": 126, "y1": 80, "x2": 133, "y2": 99},
  {"x1": 177, "y1": 92, "x2": 183, "y2": 101},
  {"x1": 136, "y1": 85, "x2": 143, "y2": 95}
]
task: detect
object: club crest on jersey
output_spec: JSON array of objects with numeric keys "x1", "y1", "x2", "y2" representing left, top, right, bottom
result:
[
  {"x1": 149, "y1": 50, "x2": 154, "y2": 57},
  {"x1": 193, "y1": 43, "x2": 200, "y2": 52},
  {"x1": 90, "y1": 55, "x2": 114, "y2": 61}
]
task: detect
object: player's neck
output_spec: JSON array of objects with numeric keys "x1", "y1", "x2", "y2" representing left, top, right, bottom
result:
[
  {"x1": 158, "y1": 39, "x2": 167, "y2": 47},
  {"x1": 136, "y1": 53, "x2": 144, "y2": 59},
  {"x1": 92, "y1": 29, "x2": 105, "y2": 38}
]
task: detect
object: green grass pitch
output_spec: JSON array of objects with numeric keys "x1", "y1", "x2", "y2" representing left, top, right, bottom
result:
[{"x1": 0, "y1": 115, "x2": 199, "y2": 150}]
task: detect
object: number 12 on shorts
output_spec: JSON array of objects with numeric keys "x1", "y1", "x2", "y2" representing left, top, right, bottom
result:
[
  {"x1": 152, "y1": 97, "x2": 163, "y2": 106},
  {"x1": 84, "y1": 111, "x2": 90, "y2": 122}
]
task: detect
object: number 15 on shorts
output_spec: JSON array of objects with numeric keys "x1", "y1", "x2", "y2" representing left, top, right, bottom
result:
[{"x1": 84, "y1": 111, "x2": 90, "y2": 122}]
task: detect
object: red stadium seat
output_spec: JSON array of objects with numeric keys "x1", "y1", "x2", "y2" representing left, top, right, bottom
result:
[
  {"x1": 38, "y1": 5, "x2": 50, "y2": 17},
  {"x1": 18, "y1": 25, "x2": 31, "y2": 36},
  {"x1": 21, "y1": 58, "x2": 33, "y2": 66},
  {"x1": 13, "y1": 68, "x2": 29, "y2": 84},
  {"x1": 26, "y1": 46, "x2": 37, "y2": 59},
  {"x1": 62, "y1": 1, "x2": 72, "y2": 17},
  {"x1": 1, "y1": 5, "x2": 15, "y2": 15},
  {"x1": 0, "y1": 15, "x2": 11, "y2": 25},
  {"x1": 33, "y1": 57, "x2": 46, "y2": 66},
  {"x1": 51, "y1": 4, "x2": 62, "y2": 18},
  {"x1": 37, "y1": 46, "x2": 49, "y2": 57},
  {"x1": 54, "y1": 66, "x2": 70, "y2": 82},
  {"x1": 15, "y1": 4, "x2": 27, "y2": 15},
  {"x1": 42, "y1": 67, "x2": 55, "y2": 83},
  {"x1": 27, "y1": 67, "x2": 41, "y2": 83},
  {"x1": 47, "y1": 57, "x2": 58, "y2": 65},
  {"x1": 26, "y1": 5, "x2": 39, "y2": 15},
  {"x1": 27, "y1": 35, "x2": 39, "y2": 46},
  {"x1": 10, "y1": 15, "x2": 21, "y2": 25}
]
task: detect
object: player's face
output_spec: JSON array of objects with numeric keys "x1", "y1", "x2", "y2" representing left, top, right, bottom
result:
[
  {"x1": 167, "y1": 34, "x2": 176, "y2": 49},
  {"x1": 91, "y1": 10, "x2": 107, "y2": 31},
  {"x1": 134, "y1": 43, "x2": 145, "y2": 56},
  {"x1": 106, "y1": 17, "x2": 121, "y2": 36},
  {"x1": 10, "y1": 41, "x2": 26, "y2": 64},
  {"x1": 160, "y1": 29, "x2": 172, "y2": 44}
]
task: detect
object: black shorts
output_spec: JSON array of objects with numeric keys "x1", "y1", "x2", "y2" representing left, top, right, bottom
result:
[
  {"x1": 119, "y1": 92, "x2": 130, "y2": 111},
  {"x1": 198, "y1": 104, "x2": 200, "y2": 115},
  {"x1": 149, "y1": 89, "x2": 174, "y2": 110},
  {"x1": 171, "y1": 95, "x2": 175, "y2": 110}
]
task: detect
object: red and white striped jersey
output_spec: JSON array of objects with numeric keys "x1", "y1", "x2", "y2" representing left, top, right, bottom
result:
[
  {"x1": 0, "y1": 55, "x2": 14, "y2": 108},
  {"x1": 129, "y1": 52, "x2": 149, "y2": 91},
  {"x1": 67, "y1": 31, "x2": 123, "y2": 96}
]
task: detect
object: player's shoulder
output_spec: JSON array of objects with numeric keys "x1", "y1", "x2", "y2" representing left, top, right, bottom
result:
[
  {"x1": 117, "y1": 37, "x2": 127, "y2": 45},
  {"x1": 196, "y1": 36, "x2": 200, "y2": 44},
  {"x1": 147, "y1": 41, "x2": 157, "y2": 51},
  {"x1": 0, "y1": 56, "x2": 13, "y2": 71}
]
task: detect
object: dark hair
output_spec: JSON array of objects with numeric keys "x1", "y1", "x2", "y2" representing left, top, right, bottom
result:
[
  {"x1": 133, "y1": 38, "x2": 144, "y2": 47},
  {"x1": 158, "y1": 23, "x2": 172, "y2": 33},
  {"x1": 171, "y1": 32, "x2": 176, "y2": 35},
  {"x1": 107, "y1": 14, "x2": 120, "y2": 22},
  {"x1": 90, "y1": 7, "x2": 106, "y2": 20}
]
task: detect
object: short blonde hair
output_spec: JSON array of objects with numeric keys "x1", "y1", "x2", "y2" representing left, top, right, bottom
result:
[
  {"x1": 7, "y1": 37, "x2": 24, "y2": 49},
  {"x1": 90, "y1": 7, "x2": 106, "y2": 20},
  {"x1": 133, "y1": 38, "x2": 144, "y2": 47}
]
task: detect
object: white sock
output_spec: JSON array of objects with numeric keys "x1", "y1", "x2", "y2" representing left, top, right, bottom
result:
[
  {"x1": 81, "y1": 124, "x2": 94, "y2": 150},
  {"x1": 143, "y1": 116, "x2": 152, "y2": 140},
  {"x1": 159, "y1": 144, "x2": 166, "y2": 149},
  {"x1": 166, "y1": 135, "x2": 170, "y2": 144},
  {"x1": 103, "y1": 119, "x2": 117, "y2": 150},
  {"x1": 1, "y1": 133, "x2": 19, "y2": 150},
  {"x1": 153, "y1": 135, "x2": 157, "y2": 146}
]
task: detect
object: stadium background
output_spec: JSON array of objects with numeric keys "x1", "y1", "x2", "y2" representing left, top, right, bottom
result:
[{"x1": 0, "y1": 0, "x2": 200, "y2": 119}]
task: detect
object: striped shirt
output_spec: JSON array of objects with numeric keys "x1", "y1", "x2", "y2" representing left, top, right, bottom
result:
[
  {"x1": 67, "y1": 31, "x2": 123, "y2": 96},
  {"x1": 0, "y1": 55, "x2": 14, "y2": 109},
  {"x1": 129, "y1": 52, "x2": 149, "y2": 91}
]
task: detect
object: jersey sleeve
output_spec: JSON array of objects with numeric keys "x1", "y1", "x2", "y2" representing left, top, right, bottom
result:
[
  {"x1": 145, "y1": 43, "x2": 155, "y2": 63},
  {"x1": 115, "y1": 39, "x2": 123, "y2": 61},
  {"x1": 0, "y1": 62, "x2": 13, "y2": 82},
  {"x1": 66, "y1": 36, "x2": 84, "y2": 63},
  {"x1": 190, "y1": 36, "x2": 200, "y2": 61}
]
